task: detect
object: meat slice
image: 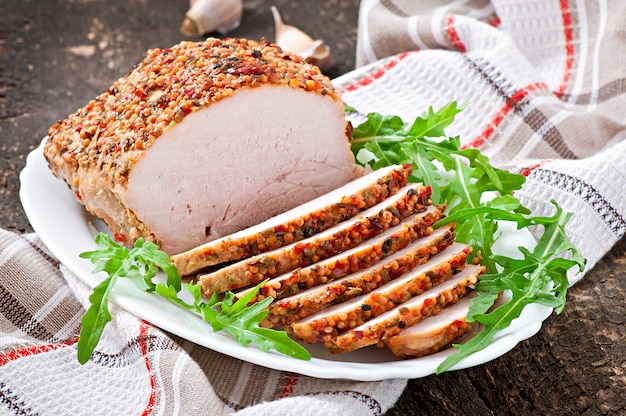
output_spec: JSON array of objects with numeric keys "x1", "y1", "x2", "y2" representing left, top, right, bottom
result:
[
  {"x1": 260, "y1": 228, "x2": 462, "y2": 330},
  {"x1": 197, "y1": 183, "x2": 432, "y2": 295},
  {"x1": 172, "y1": 164, "x2": 412, "y2": 275},
  {"x1": 44, "y1": 38, "x2": 363, "y2": 255},
  {"x1": 325, "y1": 264, "x2": 482, "y2": 353},
  {"x1": 289, "y1": 242, "x2": 471, "y2": 343},
  {"x1": 233, "y1": 208, "x2": 450, "y2": 304},
  {"x1": 384, "y1": 293, "x2": 477, "y2": 358}
]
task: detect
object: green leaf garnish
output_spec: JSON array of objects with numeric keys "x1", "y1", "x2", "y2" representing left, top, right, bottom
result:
[
  {"x1": 349, "y1": 102, "x2": 586, "y2": 373},
  {"x1": 77, "y1": 234, "x2": 310, "y2": 364}
]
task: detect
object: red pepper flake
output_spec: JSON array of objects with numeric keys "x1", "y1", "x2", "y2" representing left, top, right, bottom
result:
[
  {"x1": 452, "y1": 319, "x2": 464, "y2": 327},
  {"x1": 239, "y1": 64, "x2": 264, "y2": 76},
  {"x1": 330, "y1": 285, "x2": 343, "y2": 294},
  {"x1": 113, "y1": 233, "x2": 128, "y2": 244},
  {"x1": 389, "y1": 267, "x2": 405, "y2": 280},
  {"x1": 293, "y1": 242, "x2": 310, "y2": 255}
]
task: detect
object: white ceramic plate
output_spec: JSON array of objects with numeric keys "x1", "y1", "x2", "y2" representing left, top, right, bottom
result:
[{"x1": 19, "y1": 139, "x2": 552, "y2": 381}]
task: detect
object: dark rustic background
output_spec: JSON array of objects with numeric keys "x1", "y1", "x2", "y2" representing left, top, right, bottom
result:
[{"x1": 1, "y1": 1, "x2": 624, "y2": 414}]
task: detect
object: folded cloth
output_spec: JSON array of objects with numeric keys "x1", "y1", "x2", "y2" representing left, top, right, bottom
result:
[{"x1": 2, "y1": 1, "x2": 626, "y2": 415}]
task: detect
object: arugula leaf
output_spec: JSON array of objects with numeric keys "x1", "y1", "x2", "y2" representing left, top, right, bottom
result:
[
  {"x1": 199, "y1": 290, "x2": 309, "y2": 359},
  {"x1": 78, "y1": 234, "x2": 310, "y2": 364},
  {"x1": 408, "y1": 101, "x2": 466, "y2": 137},
  {"x1": 77, "y1": 233, "x2": 168, "y2": 364},
  {"x1": 438, "y1": 202, "x2": 584, "y2": 372},
  {"x1": 349, "y1": 103, "x2": 586, "y2": 374},
  {"x1": 77, "y1": 275, "x2": 113, "y2": 364}
]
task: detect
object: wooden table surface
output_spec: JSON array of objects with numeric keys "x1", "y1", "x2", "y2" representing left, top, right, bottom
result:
[{"x1": 2, "y1": 1, "x2": 624, "y2": 414}]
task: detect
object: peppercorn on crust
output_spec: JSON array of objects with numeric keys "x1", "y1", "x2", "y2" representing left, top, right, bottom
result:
[
  {"x1": 289, "y1": 241, "x2": 470, "y2": 343},
  {"x1": 233, "y1": 206, "x2": 448, "y2": 305},
  {"x1": 44, "y1": 37, "x2": 361, "y2": 255},
  {"x1": 197, "y1": 183, "x2": 431, "y2": 295},
  {"x1": 326, "y1": 264, "x2": 483, "y2": 353},
  {"x1": 384, "y1": 293, "x2": 477, "y2": 359},
  {"x1": 172, "y1": 164, "x2": 412, "y2": 275}
]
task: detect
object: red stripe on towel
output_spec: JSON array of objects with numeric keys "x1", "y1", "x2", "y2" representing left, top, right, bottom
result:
[
  {"x1": 556, "y1": 0, "x2": 575, "y2": 97},
  {"x1": 338, "y1": 52, "x2": 412, "y2": 93},
  {"x1": 520, "y1": 161, "x2": 550, "y2": 177},
  {"x1": 139, "y1": 321, "x2": 158, "y2": 416},
  {"x1": 0, "y1": 338, "x2": 78, "y2": 366},
  {"x1": 279, "y1": 372, "x2": 300, "y2": 398},
  {"x1": 488, "y1": 15, "x2": 501, "y2": 27},
  {"x1": 446, "y1": 15, "x2": 466, "y2": 52},
  {"x1": 465, "y1": 82, "x2": 548, "y2": 148}
]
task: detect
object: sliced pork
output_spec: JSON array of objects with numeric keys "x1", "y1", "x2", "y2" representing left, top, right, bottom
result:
[
  {"x1": 326, "y1": 264, "x2": 482, "y2": 353},
  {"x1": 233, "y1": 207, "x2": 449, "y2": 304},
  {"x1": 289, "y1": 242, "x2": 471, "y2": 343},
  {"x1": 258, "y1": 225, "x2": 460, "y2": 329},
  {"x1": 44, "y1": 38, "x2": 363, "y2": 255}
]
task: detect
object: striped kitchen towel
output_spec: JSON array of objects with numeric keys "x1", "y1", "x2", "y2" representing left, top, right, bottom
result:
[
  {"x1": 0, "y1": 229, "x2": 405, "y2": 415},
  {"x1": 339, "y1": 0, "x2": 626, "y2": 285},
  {"x1": 1, "y1": 0, "x2": 625, "y2": 415}
]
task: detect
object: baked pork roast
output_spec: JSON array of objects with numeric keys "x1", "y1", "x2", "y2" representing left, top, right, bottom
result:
[
  {"x1": 44, "y1": 34, "x2": 486, "y2": 359},
  {"x1": 44, "y1": 38, "x2": 361, "y2": 255}
]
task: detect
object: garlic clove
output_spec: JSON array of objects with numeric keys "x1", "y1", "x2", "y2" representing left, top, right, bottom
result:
[
  {"x1": 271, "y1": 6, "x2": 315, "y2": 54},
  {"x1": 181, "y1": 0, "x2": 244, "y2": 37},
  {"x1": 297, "y1": 39, "x2": 333, "y2": 71},
  {"x1": 271, "y1": 6, "x2": 333, "y2": 72}
]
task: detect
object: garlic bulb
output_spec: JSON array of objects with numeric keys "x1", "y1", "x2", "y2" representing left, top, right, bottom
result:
[
  {"x1": 271, "y1": 6, "x2": 333, "y2": 72},
  {"x1": 181, "y1": 0, "x2": 243, "y2": 37}
]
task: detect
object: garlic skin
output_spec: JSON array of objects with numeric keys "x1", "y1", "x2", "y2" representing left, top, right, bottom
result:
[
  {"x1": 181, "y1": 0, "x2": 243, "y2": 37},
  {"x1": 271, "y1": 6, "x2": 333, "y2": 72}
]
